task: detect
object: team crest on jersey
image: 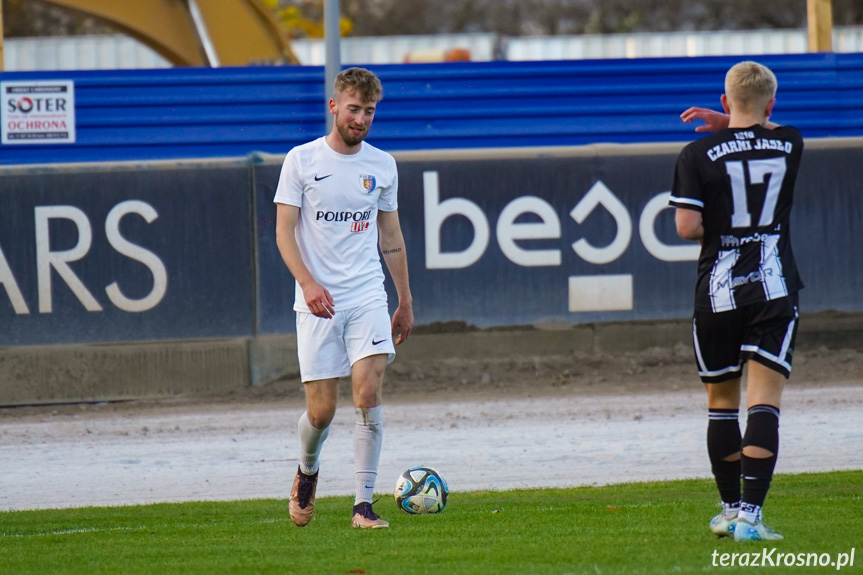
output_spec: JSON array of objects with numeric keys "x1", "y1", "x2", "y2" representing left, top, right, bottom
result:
[{"x1": 360, "y1": 175, "x2": 376, "y2": 193}]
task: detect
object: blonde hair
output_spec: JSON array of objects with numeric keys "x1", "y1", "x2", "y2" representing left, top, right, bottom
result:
[
  {"x1": 724, "y1": 61, "x2": 777, "y2": 113},
  {"x1": 333, "y1": 67, "x2": 383, "y2": 104}
]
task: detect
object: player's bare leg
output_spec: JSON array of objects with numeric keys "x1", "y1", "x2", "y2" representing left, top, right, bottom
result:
[
  {"x1": 705, "y1": 378, "x2": 743, "y2": 536},
  {"x1": 744, "y1": 361, "x2": 784, "y2": 410},
  {"x1": 304, "y1": 378, "x2": 339, "y2": 429},
  {"x1": 735, "y1": 362, "x2": 785, "y2": 541},
  {"x1": 351, "y1": 354, "x2": 386, "y2": 409},
  {"x1": 705, "y1": 378, "x2": 741, "y2": 410},
  {"x1": 290, "y1": 378, "x2": 338, "y2": 527},
  {"x1": 350, "y1": 354, "x2": 389, "y2": 528}
]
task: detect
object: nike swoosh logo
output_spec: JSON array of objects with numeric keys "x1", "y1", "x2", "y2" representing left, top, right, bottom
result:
[
  {"x1": 314, "y1": 174, "x2": 333, "y2": 181},
  {"x1": 372, "y1": 338, "x2": 388, "y2": 345}
]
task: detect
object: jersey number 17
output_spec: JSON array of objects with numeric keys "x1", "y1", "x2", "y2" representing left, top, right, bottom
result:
[{"x1": 725, "y1": 157, "x2": 787, "y2": 229}]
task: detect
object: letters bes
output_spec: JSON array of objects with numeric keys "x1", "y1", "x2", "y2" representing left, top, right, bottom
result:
[
  {"x1": 422, "y1": 170, "x2": 698, "y2": 270},
  {"x1": 0, "y1": 200, "x2": 167, "y2": 316}
]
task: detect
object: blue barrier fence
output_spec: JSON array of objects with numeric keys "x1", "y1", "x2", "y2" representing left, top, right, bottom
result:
[{"x1": 1, "y1": 53, "x2": 862, "y2": 165}]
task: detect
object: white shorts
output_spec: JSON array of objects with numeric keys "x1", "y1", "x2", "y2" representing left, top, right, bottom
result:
[{"x1": 296, "y1": 300, "x2": 396, "y2": 382}]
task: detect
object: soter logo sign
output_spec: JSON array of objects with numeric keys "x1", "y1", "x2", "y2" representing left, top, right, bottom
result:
[
  {"x1": 421, "y1": 170, "x2": 699, "y2": 312},
  {"x1": 1, "y1": 80, "x2": 76, "y2": 144}
]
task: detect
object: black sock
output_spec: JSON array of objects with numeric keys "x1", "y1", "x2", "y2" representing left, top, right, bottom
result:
[
  {"x1": 708, "y1": 408, "x2": 742, "y2": 505},
  {"x1": 741, "y1": 404, "x2": 780, "y2": 509}
]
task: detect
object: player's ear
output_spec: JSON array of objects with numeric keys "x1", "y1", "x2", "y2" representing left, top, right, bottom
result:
[
  {"x1": 765, "y1": 97, "x2": 776, "y2": 119},
  {"x1": 720, "y1": 94, "x2": 731, "y2": 115},
  {"x1": 328, "y1": 98, "x2": 337, "y2": 115}
]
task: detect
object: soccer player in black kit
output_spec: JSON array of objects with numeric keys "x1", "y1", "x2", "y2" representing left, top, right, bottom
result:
[{"x1": 670, "y1": 61, "x2": 804, "y2": 541}]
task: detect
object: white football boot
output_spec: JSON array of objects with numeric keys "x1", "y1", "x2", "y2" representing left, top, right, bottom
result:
[
  {"x1": 734, "y1": 517, "x2": 784, "y2": 541},
  {"x1": 709, "y1": 503, "x2": 739, "y2": 538}
]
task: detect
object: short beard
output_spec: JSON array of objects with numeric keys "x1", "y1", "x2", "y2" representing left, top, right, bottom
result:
[{"x1": 337, "y1": 123, "x2": 366, "y2": 147}]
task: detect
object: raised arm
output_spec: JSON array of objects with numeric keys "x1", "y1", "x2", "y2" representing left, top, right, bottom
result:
[
  {"x1": 681, "y1": 106, "x2": 779, "y2": 132},
  {"x1": 680, "y1": 107, "x2": 730, "y2": 133},
  {"x1": 275, "y1": 203, "x2": 335, "y2": 318},
  {"x1": 377, "y1": 209, "x2": 413, "y2": 345}
]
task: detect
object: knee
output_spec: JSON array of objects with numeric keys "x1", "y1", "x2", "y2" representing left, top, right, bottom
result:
[
  {"x1": 354, "y1": 383, "x2": 381, "y2": 409},
  {"x1": 741, "y1": 404, "x2": 780, "y2": 458},
  {"x1": 307, "y1": 407, "x2": 336, "y2": 429},
  {"x1": 352, "y1": 358, "x2": 386, "y2": 408}
]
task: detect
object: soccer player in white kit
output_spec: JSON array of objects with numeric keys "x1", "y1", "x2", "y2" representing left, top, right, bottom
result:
[{"x1": 274, "y1": 68, "x2": 414, "y2": 529}]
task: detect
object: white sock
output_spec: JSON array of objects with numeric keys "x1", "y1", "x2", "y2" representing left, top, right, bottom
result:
[
  {"x1": 297, "y1": 411, "x2": 329, "y2": 476},
  {"x1": 353, "y1": 405, "x2": 383, "y2": 505},
  {"x1": 723, "y1": 502, "x2": 740, "y2": 518},
  {"x1": 738, "y1": 503, "x2": 762, "y2": 524}
]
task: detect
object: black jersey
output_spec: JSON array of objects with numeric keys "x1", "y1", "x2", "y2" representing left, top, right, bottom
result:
[{"x1": 670, "y1": 124, "x2": 804, "y2": 313}]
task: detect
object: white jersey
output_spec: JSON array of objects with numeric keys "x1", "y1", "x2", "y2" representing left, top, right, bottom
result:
[{"x1": 274, "y1": 136, "x2": 398, "y2": 313}]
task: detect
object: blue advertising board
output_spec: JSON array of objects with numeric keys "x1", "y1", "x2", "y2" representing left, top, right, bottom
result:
[
  {"x1": 792, "y1": 144, "x2": 863, "y2": 312},
  {"x1": 390, "y1": 149, "x2": 699, "y2": 326},
  {"x1": 2, "y1": 140, "x2": 859, "y2": 347},
  {"x1": 0, "y1": 159, "x2": 255, "y2": 346},
  {"x1": 253, "y1": 140, "x2": 863, "y2": 334},
  {"x1": 252, "y1": 155, "x2": 297, "y2": 335},
  {"x1": 252, "y1": 146, "x2": 711, "y2": 332}
]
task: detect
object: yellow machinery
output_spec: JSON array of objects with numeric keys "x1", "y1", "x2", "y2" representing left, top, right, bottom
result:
[{"x1": 34, "y1": 0, "x2": 298, "y2": 67}]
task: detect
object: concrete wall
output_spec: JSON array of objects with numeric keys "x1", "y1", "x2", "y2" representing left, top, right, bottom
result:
[{"x1": 3, "y1": 310, "x2": 860, "y2": 406}]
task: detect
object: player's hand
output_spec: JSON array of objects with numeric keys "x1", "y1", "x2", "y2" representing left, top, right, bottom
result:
[
  {"x1": 680, "y1": 107, "x2": 730, "y2": 133},
  {"x1": 303, "y1": 282, "x2": 335, "y2": 318},
  {"x1": 391, "y1": 302, "x2": 414, "y2": 345}
]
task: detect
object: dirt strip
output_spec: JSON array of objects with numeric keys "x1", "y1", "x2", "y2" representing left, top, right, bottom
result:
[{"x1": 2, "y1": 344, "x2": 860, "y2": 511}]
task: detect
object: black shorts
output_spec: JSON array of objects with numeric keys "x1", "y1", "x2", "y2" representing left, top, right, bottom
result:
[{"x1": 691, "y1": 293, "x2": 799, "y2": 383}]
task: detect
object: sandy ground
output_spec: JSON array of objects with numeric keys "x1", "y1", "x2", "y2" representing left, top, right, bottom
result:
[{"x1": 1, "y1": 344, "x2": 862, "y2": 512}]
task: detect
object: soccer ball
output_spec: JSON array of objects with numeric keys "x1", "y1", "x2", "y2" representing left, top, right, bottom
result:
[{"x1": 394, "y1": 466, "x2": 448, "y2": 514}]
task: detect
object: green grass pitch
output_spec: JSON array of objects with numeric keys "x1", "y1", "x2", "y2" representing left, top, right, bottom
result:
[{"x1": 2, "y1": 470, "x2": 861, "y2": 574}]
